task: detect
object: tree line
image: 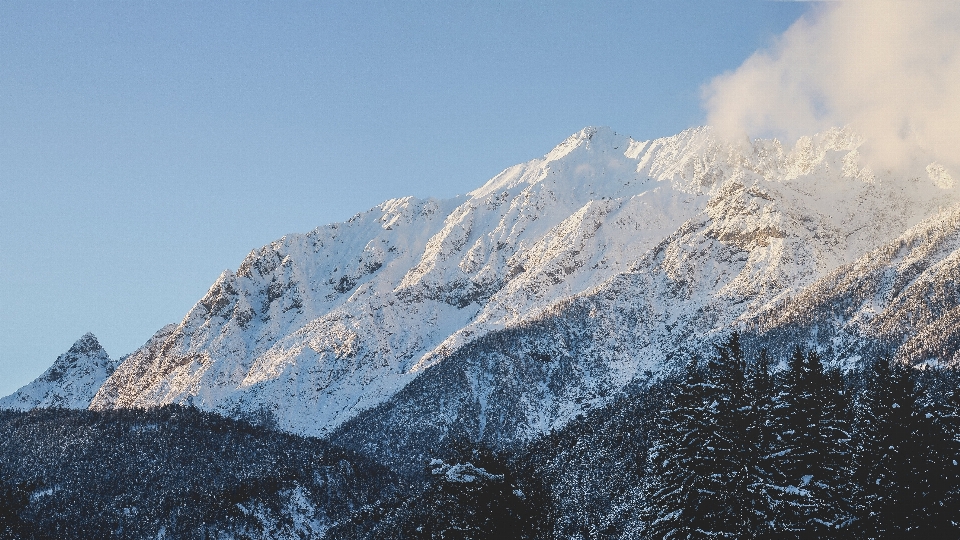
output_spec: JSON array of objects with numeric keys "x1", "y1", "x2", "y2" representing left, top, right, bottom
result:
[{"x1": 643, "y1": 333, "x2": 960, "y2": 539}]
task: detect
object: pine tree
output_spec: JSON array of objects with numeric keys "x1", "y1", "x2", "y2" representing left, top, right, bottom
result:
[
  {"x1": 768, "y1": 347, "x2": 851, "y2": 538},
  {"x1": 815, "y1": 365, "x2": 854, "y2": 537},
  {"x1": 643, "y1": 357, "x2": 712, "y2": 539},
  {"x1": 904, "y1": 367, "x2": 960, "y2": 537},
  {"x1": 936, "y1": 372, "x2": 960, "y2": 533},
  {"x1": 768, "y1": 346, "x2": 818, "y2": 538},
  {"x1": 643, "y1": 333, "x2": 755, "y2": 538},
  {"x1": 746, "y1": 347, "x2": 776, "y2": 538},
  {"x1": 0, "y1": 478, "x2": 29, "y2": 539},
  {"x1": 699, "y1": 332, "x2": 754, "y2": 537},
  {"x1": 853, "y1": 357, "x2": 923, "y2": 538},
  {"x1": 853, "y1": 356, "x2": 891, "y2": 538}
]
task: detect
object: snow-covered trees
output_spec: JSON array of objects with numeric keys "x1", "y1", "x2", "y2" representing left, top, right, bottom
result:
[
  {"x1": 0, "y1": 406, "x2": 395, "y2": 539},
  {"x1": 643, "y1": 356, "x2": 710, "y2": 539},
  {"x1": 644, "y1": 337, "x2": 960, "y2": 539},
  {"x1": 851, "y1": 358, "x2": 960, "y2": 538},
  {"x1": 643, "y1": 333, "x2": 757, "y2": 538},
  {"x1": 745, "y1": 347, "x2": 777, "y2": 538},
  {"x1": 767, "y1": 347, "x2": 852, "y2": 538}
]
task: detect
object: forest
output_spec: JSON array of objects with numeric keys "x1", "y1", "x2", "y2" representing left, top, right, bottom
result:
[
  {"x1": 642, "y1": 334, "x2": 960, "y2": 539},
  {"x1": 0, "y1": 405, "x2": 396, "y2": 539},
  {"x1": 3, "y1": 335, "x2": 960, "y2": 539}
]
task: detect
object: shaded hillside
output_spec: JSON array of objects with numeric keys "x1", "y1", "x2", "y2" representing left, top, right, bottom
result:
[
  {"x1": 510, "y1": 379, "x2": 671, "y2": 539},
  {"x1": 0, "y1": 406, "x2": 396, "y2": 539}
]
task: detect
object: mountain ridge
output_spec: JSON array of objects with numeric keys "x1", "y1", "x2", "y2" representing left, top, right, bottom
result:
[{"x1": 4, "y1": 126, "x2": 958, "y2": 448}]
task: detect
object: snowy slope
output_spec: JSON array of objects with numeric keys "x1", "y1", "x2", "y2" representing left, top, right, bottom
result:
[
  {"x1": 749, "y1": 205, "x2": 960, "y2": 365},
  {"x1": 329, "y1": 131, "x2": 960, "y2": 466},
  {"x1": 88, "y1": 127, "x2": 726, "y2": 434},
  {"x1": 0, "y1": 333, "x2": 116, "y2": 410},
  {"x1": 7, "y1": 125, "x2": 956, "y2": 443}
]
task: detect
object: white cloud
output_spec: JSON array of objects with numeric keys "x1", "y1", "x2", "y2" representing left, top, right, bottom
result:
[{"x1": 704, "y1": 0, "x2": 960, "y2": 173}]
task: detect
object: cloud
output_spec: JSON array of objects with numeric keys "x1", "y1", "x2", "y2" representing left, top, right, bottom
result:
[{"x1": 703, "y1": 0, "x2": 960, "y2": 173}]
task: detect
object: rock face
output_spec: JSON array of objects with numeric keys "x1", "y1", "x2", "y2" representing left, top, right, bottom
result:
[
  {"x1": 7, "y1": 126, "x2": 960, "y2": 447},
  {"x1": 0, "y1": 333, "x2": 115, "y2": 410},
  {"x1": 748, "y1": 206, "x2": 960, "y2": 365}
]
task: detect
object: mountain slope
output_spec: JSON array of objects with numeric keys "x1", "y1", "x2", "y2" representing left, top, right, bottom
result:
[
  {"x1": 748, "y1": 205, "x2": 960, "y2": 364},
  {"x1": 8, "y1": 126, "x2": 958, "y2": 446},
  {"x1": 88, "y1": 126, "x2": 728, "y2": 434},
  {"x1": 0, "y1": 406, "x2": 396, "y2": 539},
  {"x1": 330, "y1": 129, "x2": 960, "y2": 466},
  {"x1": 0, "y1": 333, "x2": 115, "y2": 411}
]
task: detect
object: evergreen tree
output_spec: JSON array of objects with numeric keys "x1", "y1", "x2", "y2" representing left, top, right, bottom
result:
[
  {"x1": 816, "y1": 365, "x2": 854, "y2": 537},
  {"x1": 852, "y1": 356, "x2": 889, "y2": 538},
  {"x1": 643, "y1": 357, "x2": 711, "y2": 539},
  {"x1": 769, "y1": 347, "x2": 851, "y2": 538},
  {"x1": 936, "y1": 372, "x2": 960, "y2": 533},
  {"x1": 746, "y1": 348, "x2": 776, "y2": 539},
  {"x1": 852, "y1": 356, "x2": 889, "y2": 537},
  {"x1": 395, "y1": 453, "x2": 535, "y2": 540},
  {"x1": 853, "y1": 357, "x2": 924, "y2": 538},
  {"x1": 700, "y1": 332, "x2": 754, "y2": 537},
  {"x1": 644, "y1": 333, "x2": 755, "y2": 539},
  {"x1": 769, "y1": 346, "x2": 819, "y2": 538},
  {"x1": 0, "y1": 478, "x2": 29, "y2": 540},
  {"x1": 905, "y1": 367, "x2": 960, "y2": 537}
]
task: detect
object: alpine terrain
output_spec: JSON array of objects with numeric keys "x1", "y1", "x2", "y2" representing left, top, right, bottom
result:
[
  {"x1": 6, "y1": 126, "x2": 959, "y2": 438},
  {"x1": 4, "y1": 125, "x2": 960, "y2": 537}
]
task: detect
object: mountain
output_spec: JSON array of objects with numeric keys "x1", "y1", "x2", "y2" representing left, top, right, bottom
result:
[
  {"x1": 0, "y1": 406, "x2": 397, "y2": 538},
  {"x1": 0, "y1": 333, "x2": 115, "y2": 410},
  {"x1": 748, "y1": 204, "x2": 960, "y2": 364},
  {"x1": 6, "y1": 126, "x2": 959, "y2": 452},
  {"x1": 87, "y1": 126, "x2": 716, "y2": 433}
]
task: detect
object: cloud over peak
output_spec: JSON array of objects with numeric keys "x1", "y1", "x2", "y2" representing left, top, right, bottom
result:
[{"x1": 704, "y1": 0, "x2": 960, "y2": 173}]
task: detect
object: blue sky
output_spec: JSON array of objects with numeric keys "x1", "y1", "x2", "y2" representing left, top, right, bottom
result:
[{"x1": 0, "y1": 1, "x2": 809, "y2": 395}]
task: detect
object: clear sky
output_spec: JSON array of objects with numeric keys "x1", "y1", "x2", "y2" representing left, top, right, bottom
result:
[{"x1": 0, "y1": 1, "x2": 810, "y2": 396}]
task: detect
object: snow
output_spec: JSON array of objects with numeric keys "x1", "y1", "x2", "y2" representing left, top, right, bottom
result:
[
  {"x1": 7, "y1": 125, "x2": 960, "y2": 442},
  {"x1": 0, "y1": 333, "x2": 116, "y2": 410},
  {"x1": 430, "y1": 459, "x2": 504, "y2": 483}
]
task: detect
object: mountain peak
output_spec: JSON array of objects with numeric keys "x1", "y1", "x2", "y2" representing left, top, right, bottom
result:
[
  {"x1": 545, "y1": 126, "x2": 627, "y2": 159},
  {"x1": 67, "y1": 332, "x2": 105, "y2": 356},
  {"x1": 571, "y1": 126, "x2": 601, "y2": 142},
  {"x1": 468, "y1": 126, "x2": 636, "y2": 199},
  {"x1": 0, "y1": 333, "x2": 114, "y2": 411}
]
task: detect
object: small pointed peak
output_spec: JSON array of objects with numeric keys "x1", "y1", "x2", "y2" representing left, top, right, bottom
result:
[
  {"x1": 569, "y1": 126, "x2": 617, "y2": 144},
  {"x1": 579, "y1": 126, "x2": 600, "y2": 140},
  {"x1": 543, "y1": 126, "x2": 632, "y2": 163},
  {"x1": 67, "y1": 333, "x2": 105, "y2": 356}
]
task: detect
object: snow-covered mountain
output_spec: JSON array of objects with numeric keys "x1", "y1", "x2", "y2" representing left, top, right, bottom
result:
[
  {"x1": 5, "y1": 126, "x2": 959, "y2": 447},
  {"x1": 0, "y1": 333, "x2": 116, "y2": 410},
  {"x1": 749, "y1": 204, "x2": 960, "y2": 365}
]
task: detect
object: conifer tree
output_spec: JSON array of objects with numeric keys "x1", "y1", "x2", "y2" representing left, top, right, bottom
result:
[
  {"x1": 746, "y1": 348, "x2": 776, "y2": 538},
  {"x1": 816, "y1": 365, "x2": 854, "y2": 537},
  {"x1": 853, "y1": 357, "x2": 923, "y2": 538},
  {"x1": 643, "y1": 357, "x2": 712, "y2": 539},
  {"x1": 769, "y1": 346, "x2": 820, "y2": 538},
  {"x1": 769, "y1": 347, "x2": 852, "y2": 538},
  {"x1": 853, "y1": 356, "x2": 891, "y2": 538},
  {"x1": 699, "y1": 332, "x2": 754, "y2": 537},
  {"x1": 645, "y1": 332, "x2": 755, "y2": 538},
  {"x1": 0, "y1": 478, "x2": 29, "y2": 539},
  {"x1": 933, "y1": 372, "x2": 960, "y2": 533},
  {"x1": 896, "y1": 367, "x2": 960, "y2": 537}
]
